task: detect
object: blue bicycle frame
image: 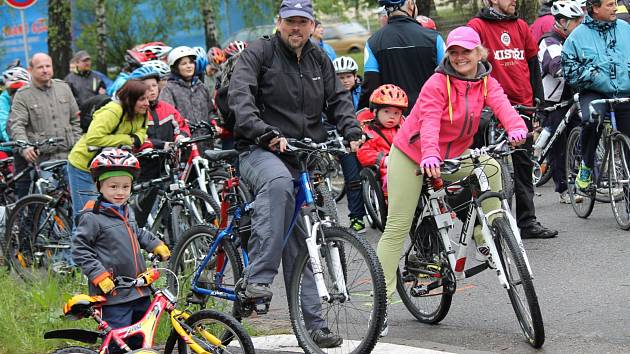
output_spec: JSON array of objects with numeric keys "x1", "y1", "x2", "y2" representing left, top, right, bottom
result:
[{"x1": 188, "y1": 170, "x2": 317, "y2": 302}]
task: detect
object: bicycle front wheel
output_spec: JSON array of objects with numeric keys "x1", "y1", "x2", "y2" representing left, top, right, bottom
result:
[
  {"x1": 565, "y1": 127, "x2": 596, "y2": 217},
  {"x1": 169, "y1": 225, "x2": 243, "y2": 316},
  {"x1": 288, "y1": 226, "x2": 386, "y2": 354},
  {"x1": 493, "y1": 218, "x2": 545, "y2": 348},
  {"x1": 4, "y1": 194, "x2": 72, "y2": 281},
  {"x1": 608, "y1": 134, "x2": 630, "y2": 229},
  {"x1": 176, "y1": 309, "x2": 255, "y2": 354}
]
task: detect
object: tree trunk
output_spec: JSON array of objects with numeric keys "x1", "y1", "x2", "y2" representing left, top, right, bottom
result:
[
  {"x1": 47, "y1": 0, "x2": 73, "y2": 79},
  {"x1": 518, "y1": 1, "x2": 539, "y2": 23},
  {"x1": 95, "y1": 0, "x2": 107, "y2": 73},
  {"x1": 417, "y1": 0, "x2": 433, "y2": 16},
  {"x1": 202, "y1": 0, "x2": 219, "y2": 48}
]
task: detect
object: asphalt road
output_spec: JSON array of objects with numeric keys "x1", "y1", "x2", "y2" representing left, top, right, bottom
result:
[{"x1": 246, "y1": 182, "x2": 630, "y2": 353}]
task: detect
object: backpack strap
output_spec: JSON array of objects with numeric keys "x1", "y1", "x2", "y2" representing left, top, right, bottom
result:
[{"x1": 369, "y1": 123, "x2": 392, "y2": 147}]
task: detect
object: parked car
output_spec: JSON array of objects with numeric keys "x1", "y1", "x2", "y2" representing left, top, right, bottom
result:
[
  {"x1": 220, "y1": 25, "x2": 275, "y2": 48},
  {"x1": 323, "y1": 22, "x2": 370, "y2": 54}
]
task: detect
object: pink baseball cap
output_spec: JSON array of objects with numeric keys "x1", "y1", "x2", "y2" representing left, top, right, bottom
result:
[{"x1": 446, "y1": 26, "x2": 481, "y2": 50}]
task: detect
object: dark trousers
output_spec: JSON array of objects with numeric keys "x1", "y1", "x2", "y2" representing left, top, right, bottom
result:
[
  {"x1": 579, "y1": 91, "x2": 630, "y2": 169},
  {"x1": 513, "y1": 116, "x2": 537, "y2": 227},
  {"x1": 339, "y1": 152, "x2": 366, "y2": 219},
  {"x1": 239, "y1": 147, "x2": 326, "y2": 331},
  {"x1": 13, "y1": 154, "x2": 31, "y2": 199},
  {"x1": 102, "y1": 296, "x2": 151, "y2": 353}
]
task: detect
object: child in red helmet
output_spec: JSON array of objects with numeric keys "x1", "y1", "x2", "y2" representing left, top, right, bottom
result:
[
  {"x1": 72, "y1": 148, "x2": 170, "y2": 352},
  {"x1": 357, "y1": 84, "x2": 408, "y2": 194}
]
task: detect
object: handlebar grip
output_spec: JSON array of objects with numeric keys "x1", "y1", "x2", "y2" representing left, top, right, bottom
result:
[{"x1": 255, "y1": 129, "x2": 281, "y2": 145}]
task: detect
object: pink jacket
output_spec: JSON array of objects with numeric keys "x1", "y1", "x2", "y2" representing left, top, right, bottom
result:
[{"x1": 393, "y1": 60, "x2": 527, "y2": 163}]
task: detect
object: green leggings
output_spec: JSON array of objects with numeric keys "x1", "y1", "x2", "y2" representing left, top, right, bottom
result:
[{"x1": 376, "y1": 146, "x2": 503, "y2": 301}]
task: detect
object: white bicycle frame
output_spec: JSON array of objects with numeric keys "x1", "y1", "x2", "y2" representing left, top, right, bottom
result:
[{"x1": 421, "y1": 159, "x2": 533, "y2": 290}]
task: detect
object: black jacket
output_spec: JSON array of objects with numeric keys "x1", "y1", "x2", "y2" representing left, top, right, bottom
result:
[
  {"x1": 359, "y1": 15, "x2": 441, "y2": 114},
  {"x1": 228, "y1": 32, "x2": 361, "y2": 150},
  {"x1": 65, "y1": 71, "x2": 105, "y2": 108}
]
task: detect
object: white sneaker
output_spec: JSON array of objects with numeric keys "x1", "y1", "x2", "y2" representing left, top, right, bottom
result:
[{"x1": 559, "y1": 191, "x2": 582, "y2": 204}]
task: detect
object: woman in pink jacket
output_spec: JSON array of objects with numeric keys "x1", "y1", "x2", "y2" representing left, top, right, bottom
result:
[{"x1": 376, "y1": 26, "x2": 528, "y2": 336}]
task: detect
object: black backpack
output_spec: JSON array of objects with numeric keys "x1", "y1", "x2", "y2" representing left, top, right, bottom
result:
[
  {"x1": 79, "y1": 94, "x2": 112, "y2": 133},
  {"x1": 214, "y1": 36, "x2": 327, "y2": 132}
]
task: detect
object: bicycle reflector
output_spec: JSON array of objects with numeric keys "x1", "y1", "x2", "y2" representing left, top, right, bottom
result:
[{"x1": 432, "y1": 177, "x2": 444, "y2": 190}]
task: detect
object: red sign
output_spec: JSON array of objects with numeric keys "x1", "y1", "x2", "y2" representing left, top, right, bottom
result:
[{"x1": 4, "y1": 0, "x2": 38, "y2": 10}]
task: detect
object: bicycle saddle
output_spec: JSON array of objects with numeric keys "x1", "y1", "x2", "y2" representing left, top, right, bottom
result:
[
  {"x1": 40, "y1": 159, "x2": 67, "y2": 171},
  {"x1": 63, "y1": 294, "x2": 107, "y2": 320},
  {"x1": 204, "y1": 149, "x2": 239, "y2": 162}
]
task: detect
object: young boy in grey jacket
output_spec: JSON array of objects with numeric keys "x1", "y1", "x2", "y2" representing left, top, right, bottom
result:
[{"x1": 72, "y1": 148, "x2": 170, "y2": 351}]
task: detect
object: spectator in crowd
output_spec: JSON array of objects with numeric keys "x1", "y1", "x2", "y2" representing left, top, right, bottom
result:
[
  {"x1": 9, "y1": 53, "x2": 82, "y2": 198},
  {"x1": 311, "y1": 20, "x2": 337, "y2": 61},
  {"x1": 531, "y1": 0, "x2": 559, "y2": 42},
  {"x1": 65, "y1": 50, "x2": 106, "y2": 107}
]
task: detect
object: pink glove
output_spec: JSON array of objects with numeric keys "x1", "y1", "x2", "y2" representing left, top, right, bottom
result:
[
  {"x1": 508, "y1": 129, "x2": 528, "y2": 143},
  {"x1": 420, "y1": 156, "x2": 441, "y2": 169}
]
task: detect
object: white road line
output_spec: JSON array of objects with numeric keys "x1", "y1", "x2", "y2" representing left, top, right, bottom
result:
[{"x1": 246, "y1": 334, "x2": 456, "y2": 353}]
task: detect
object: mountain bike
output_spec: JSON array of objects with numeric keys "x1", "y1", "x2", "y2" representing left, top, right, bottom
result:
[
  {"x1": 133, "y1": 135, "x2": 219, "y2": 248},
  {"x1": 44, "y1": 256, "x2": 255, "y2": 354},
  {"x1": 565, "y1": 97, "x2": 630, "y2": 229},
  {"x1": 169, "y1": 135, "x2": 387, "y2": 354},
  {"x1": 396, "y1": 138, "x2": 545, "y2": 348}
]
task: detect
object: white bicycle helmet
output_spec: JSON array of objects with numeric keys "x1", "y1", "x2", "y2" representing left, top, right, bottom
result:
[
  {"x1": 2, "y1": 66, "x2": 31, "y2": 88},
  {"x1": 167, "y1": 46, "x2": 197, "y2": 66},
  {"x1": 551, "y1": 1, "x2": 584, "y2": 19},
  {"x1": 142, "y1": 60, "x2": 171, "y2": 79},
  {"x1": 136, "y1": 42, "x2": 172, "y2": 60},
  {"x1": 332, "y1": 56, "x2": 359, "y2": 74}
]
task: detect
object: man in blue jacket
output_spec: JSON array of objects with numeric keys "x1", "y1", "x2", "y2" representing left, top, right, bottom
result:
[{"x1": 562, "y1": 0, "x2": 630, "y2": 190}]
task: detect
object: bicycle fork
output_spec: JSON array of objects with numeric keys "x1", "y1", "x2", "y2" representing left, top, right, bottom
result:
[{"x1": 302, "y1": 212, "x2": 349, "y2": 303}]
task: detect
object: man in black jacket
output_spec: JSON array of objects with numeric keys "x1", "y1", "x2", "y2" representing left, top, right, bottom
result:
[
  {"x1": 359, "y1": 0, "x2": 445, "y2": 115},
  {"x1": 64, "y1": 50, "x2": 106, "y2": 107},
  {"x1": 228, "y1": 0, "x2": 362, "y2": 348}
]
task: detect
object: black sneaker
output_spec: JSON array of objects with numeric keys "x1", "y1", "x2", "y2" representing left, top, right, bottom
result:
[
  {"x1": 311, "y1": 327, "x2": 343, "y2": 348},
  {"x1": 520, "y1": 221, "x2": 558, "y2": 239}
]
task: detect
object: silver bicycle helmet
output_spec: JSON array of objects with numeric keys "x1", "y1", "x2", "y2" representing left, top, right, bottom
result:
[{"x1": 332, "y1": 56, "x2": 359, "y2": 74}]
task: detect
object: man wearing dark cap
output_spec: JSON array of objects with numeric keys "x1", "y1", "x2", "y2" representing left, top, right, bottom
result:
[
  {"x1": 64, "y1": 50, "x2": 106, "y2": 107},
  {"x1": 228, "y1": 0, "x2": 363, "y2": 349}
]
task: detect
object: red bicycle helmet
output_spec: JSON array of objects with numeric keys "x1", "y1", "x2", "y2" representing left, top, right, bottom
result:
[
  {"x1": 135, "y1": 41, "x2": 172, "y2": 61},
  {"x1": 369, "y1": 84, "x2": 408, "y2": 111},
  {"x1": 208, "y1": 47, "x2": 227, "y2": 65},
  {"x1": 224, "y1": 41, "x2": 248, "y2": 58},
  {"x1": 89, "y1": 148, "x2": 141, "y2": 182}
]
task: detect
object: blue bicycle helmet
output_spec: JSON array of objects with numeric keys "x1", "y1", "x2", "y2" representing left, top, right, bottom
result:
[
  {"x1": 192, "y1": 46, "x2": 208, "y2": 77},
  {"x1": 378, "y1": 0, "x2": 406, "y2": 5},
  {"x1": 129, "y1": 66, "x2": 160, "y2": 80},
  {"x1": 107, "y1": 72, "x2": 130, "y2": 97}
]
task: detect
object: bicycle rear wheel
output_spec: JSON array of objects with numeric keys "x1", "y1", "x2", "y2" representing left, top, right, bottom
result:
[
  {"x1": 360, "y1": 168, "x2": 387, "y2": 232},
  {"x1": 171, "y1": 189, "x2": 219, "y2": 246},
  {"x1": 169, "y1": 225, "x2": 243, "y2": 316},
  {"x1": 534, "y1": 158, "x2": 553, "y2": 187},
  {"x1": 287, "y1": 226, "x2": 386, "y2": 354},
  {"x1": 493, "y1": 218, "x2": 545, "y2": 348},
  {"x1": 565, "y1": 127, "x2": 596, "y2": 217},
  {"x1": 4, "y1": 194, "x2": 72, "y2": 281},
  {"x1": 396, "y1": 217, "x2": 454, "y2": 324},
  {"x1": 608, "y1": 134, "x2": 630, "y2": 229},
  {"x1": 177, "y1": 309, "x2": 255, "y2": 354}
]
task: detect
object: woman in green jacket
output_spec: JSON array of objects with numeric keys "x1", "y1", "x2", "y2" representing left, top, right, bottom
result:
[{"x1": 67, "y1": 79, "x2": 149, "y2": 223}]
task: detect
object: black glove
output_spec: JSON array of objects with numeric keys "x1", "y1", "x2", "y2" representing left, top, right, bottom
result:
[
  {"x1": 255, "y1": 129, "x2": 281, "y2": 147},
  {"x1": 130, "y1": 134, "x2": 141, "y2": 149}
]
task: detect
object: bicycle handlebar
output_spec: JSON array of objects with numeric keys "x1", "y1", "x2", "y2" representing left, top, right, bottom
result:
[
  {"x1": 588, "y1": 97, "x2": 630, "y2": 123},
  {"x1": 133, "y1": 175, "x2": 170, "y2": 191},
  {"x1": 285, "y1": 137, "x2": 347, "y2": 154},
  {"x1": 0, "y1": 137, "x2": 64, "y2": 149},
  {"x1": 114, "y1": 254, "x2": 160, "y2": 289}
]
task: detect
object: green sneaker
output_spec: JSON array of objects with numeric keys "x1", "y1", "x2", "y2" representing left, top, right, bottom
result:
[
  {"x1": 576, "y1": 163, "x2": 592, "y2": 190},
  {"x1": 350, "y1": 217, "x2": 366, "y2": 234}
]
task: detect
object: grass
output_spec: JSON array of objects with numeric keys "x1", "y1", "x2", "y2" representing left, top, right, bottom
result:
[
  {"x1": 0, "y1": 270, "x2": 179, "y2": 354},
  {"x1": 346, "y1": 51, "x2": 365, "y2": 77}
]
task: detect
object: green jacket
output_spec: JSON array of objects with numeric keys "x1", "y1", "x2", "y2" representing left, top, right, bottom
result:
[{"x1": 68, "y1": 101, "x2": 147, "y2": 171}]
